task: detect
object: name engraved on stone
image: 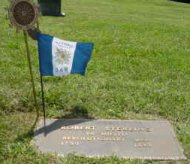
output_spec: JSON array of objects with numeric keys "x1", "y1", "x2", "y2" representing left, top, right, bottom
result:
[
  {"x1": 105, "y1": 126, "x2": 152, "y2": 132},
  {"x1": 61, "y1": 125, "x2": 95, "y2": 130}
]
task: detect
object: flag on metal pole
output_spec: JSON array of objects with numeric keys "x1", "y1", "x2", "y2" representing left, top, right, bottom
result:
[{"x1": 37, "y1": 33, "x2": 94, "y2": 135}]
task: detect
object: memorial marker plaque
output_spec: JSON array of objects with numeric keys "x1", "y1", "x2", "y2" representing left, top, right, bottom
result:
[
  {"x1": 33, "y1": 119, "x2": 186, "y2": 160},
  {"x1": 38, "y1": 0, "x2": 63, "y2": 16}
]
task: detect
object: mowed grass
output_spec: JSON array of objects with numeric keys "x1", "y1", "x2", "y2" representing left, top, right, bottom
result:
[{"x1": 0, "y1": 0, "x2": 190, "y2": 163}]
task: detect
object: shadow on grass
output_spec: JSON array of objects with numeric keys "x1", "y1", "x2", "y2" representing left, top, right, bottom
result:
[
  {"x1": 15, "y1": 106, "x2": 94, "y2": 141},
  {"x1": 60, "y1": 106, "x2": 94, "y2": 119},
  {"x1": 15, "y1": 112, "x2": 39, "y2": 142},
  {"x1": 170, "y1": 0, "x2": 190, "y2": 3}
]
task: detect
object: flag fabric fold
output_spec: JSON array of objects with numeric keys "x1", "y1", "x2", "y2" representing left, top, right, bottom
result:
[{"x1": 37, "y1": 33, "x2": 94, "y2": 76}]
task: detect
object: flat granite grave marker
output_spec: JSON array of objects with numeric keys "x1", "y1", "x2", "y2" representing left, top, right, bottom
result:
[{"x1": 33, "y1": 119, "x2": 186, "y2": 160}]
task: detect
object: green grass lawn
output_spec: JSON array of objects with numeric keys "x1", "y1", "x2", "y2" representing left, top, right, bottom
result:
[{"x1": 0, "y1": 0, "x2": 190, "y2": 163}]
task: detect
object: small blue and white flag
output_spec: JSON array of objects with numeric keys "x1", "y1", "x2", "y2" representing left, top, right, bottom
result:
[{"x1": 37, "y1": 33, "x2": 94, "y2": 76}]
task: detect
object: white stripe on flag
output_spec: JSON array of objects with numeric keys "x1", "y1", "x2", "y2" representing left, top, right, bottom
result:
[{"x1": 52, "y1": 37, "x2": 77, "y2": 76}]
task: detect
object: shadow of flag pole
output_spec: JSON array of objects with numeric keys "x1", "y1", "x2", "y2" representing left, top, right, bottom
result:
[{"x1": 40, "y1": 74, "x2": 46, "y2": 136}]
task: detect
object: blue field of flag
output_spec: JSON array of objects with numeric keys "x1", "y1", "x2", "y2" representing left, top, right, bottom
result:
[{"x1": 37, "y1": 33, "x2": 94, "y2": 76}]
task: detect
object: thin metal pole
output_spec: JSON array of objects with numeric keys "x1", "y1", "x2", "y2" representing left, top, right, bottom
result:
[
  {"x1": 40, "y1": 75, "x2": 46, "y2": 135},
  {"x1": 36, "y1": 20, "x2": 46, "y2": 135},
  {"x1": 23, "y1": 31, "x2": 39, "y2": 117}
]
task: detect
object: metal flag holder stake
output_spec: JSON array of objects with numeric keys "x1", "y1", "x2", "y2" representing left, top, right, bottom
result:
[
  {"x1": 40, "y1": 72, "x2": 46, "y2": 133},
  {"x1": 8, "y1": 0, "x2": 46, "y2": 134}
]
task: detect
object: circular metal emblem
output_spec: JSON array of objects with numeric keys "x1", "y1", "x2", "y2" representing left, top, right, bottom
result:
[{"x1": 8, "y1": 0, "x2": 38, "y2": 30}]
